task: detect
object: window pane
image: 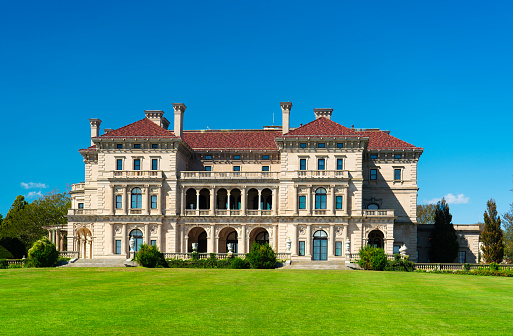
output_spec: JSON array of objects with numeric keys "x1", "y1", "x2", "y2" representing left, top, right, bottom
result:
[
  {"x1": 262, "y1": 166, "x2": 270, "y2": 171},
  {"x1": 151, "y1": 159, "x2": 158, "y2": 170},
  {"x1": 337, "y1": 143, "x2": 344, "y2": 148},
  {"x1": 299, "y1": 241, "x2": 305, "y2": 256},
  {"x1": 299, "y1": 196, "x2": 306, "y2": 209},
  {"x1": 394, "y1": 169, "x2": 401, "y2": 180},
  {"x1": 262, "y1": 155, "x2": 269, "y2": 160},
  {"x1": 318, "y1": 143, "x2": 326, "y2": 148},
  {"x1": 116, "y1": 144, "x2": 123, "y2": 149},
  {"x1": 371, "y1": 154, "x2": 378, "y2": 159},
  {"x1": 116, "y1": 195, "x2": 122, "y2": 209},
  {"x1": 394, "y1": 154, "x2": 402, "y2": 159},
  {"x1": 205, "y1": 166, "x2": 212, "y2": 171},
  {"x1": 335, "y1": 241, "x2": 342, "y2": 256},
  {"x1": 151, "y1": 240, "x2": 157, "y2": 247},
  {"x1": 300, "y1": 159, "x2": 306, "y2": 171},
  {"x1": 134, "y1": 144, "x2": 141, "y2": 149},
  {"x1": 315, "y1": 194, "x2": 327, "y2": 209},
  {"x1": 205, "y1": 155, "x2": 212, "y2": 160},
  {"x1": 116, "y1": 159, "x2": 122, "y2": 170},
  {"x1": 336, "y1": 196, "x2": 343, "y2": 209},
  {"x1": 78, "y1": 203, "x2": 84, "y2": 209},
  {"x1": 370, "y1": 169, "x2": 377, "y2": 180},
  {"x1": 233, "y1": 155, "x2": 241, "y2": 160},
  {"x1": 134, "y1": 159, "x2": 140, "y2": 170},
  {"x1": 300, "y1": 143, "x2": 307, "y2": 148},
  {"x1": 151, "y1": 195, "x2": 157, "y2": 209},
  {"x1": 318, "y1": 159, "x2": 325, "y2": 170},
  {"x1": 233, "y1": 166, "x2": 240, "y2": 171},
  {"x1": 336, "y1": 159, "x2": 343, "y2": 170},
  {"x1": 115, "y1": 240, "x2": 121, "y2": 254},
  {"x1": 151, "y1": 144, "x2": 158, "y2": 149}
]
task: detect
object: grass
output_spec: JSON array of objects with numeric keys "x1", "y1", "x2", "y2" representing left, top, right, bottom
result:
[{"x1": 1, "y1": 268, "x2": 513, "y2": 335}]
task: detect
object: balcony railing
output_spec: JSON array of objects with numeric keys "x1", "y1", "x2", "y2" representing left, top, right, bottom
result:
[
  {"x1": 362, "y1": 209, "x2": 394, "y2": 217},
  {"x1": 163, "y1": 253, "x2": 292, "y2": 261},
  {"x1": 296, "y1": 170, "x2": 349, "y2": 179},
  {"x1": 180, "y1": 171, "x2": 279, "y2": 180},
  {"x1": 67, "y1": 209, "x2": 97, "y2": 215},
  {"x1": 112, "y1": 171, "x2": 163, "y2": 178},
  {"x1": 71, "y1": 183, "x2": 85, "y2": 192},
  {"x1": 182, "y1": 209, "x2": 273, "y2": 216}
]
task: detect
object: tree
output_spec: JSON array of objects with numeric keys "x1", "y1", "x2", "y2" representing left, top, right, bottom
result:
[
  {"x1": 0, "y1": 195, "x2": 28, "y2": 232},
  {"x1": 481, "y1": 199, "x2": 504, "y2": 263},
  {"x1": 417, "y1": 204, "x2": 436, "y2": 224},
  {"x1": 503, "y1": 203, "x2": 513, "y2": 263},
  {"x1": 428, "y1": 199, "x2": 459, "y2": 262}
]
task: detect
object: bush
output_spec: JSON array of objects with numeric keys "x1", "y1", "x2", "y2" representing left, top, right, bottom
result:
[
  {"x1": 0, "y1": 259, "x2": 8, "y2": 269},
  {"x1": 134, "y1": 244, "x2": 167, "y2": 268},
  {"x1": 462, "y1": 263, "x2": 471, "y2": 271},
  {"x1": 27, "y1": 237, "x2": 59, "y2": 267},
  {"x1": 386, "y1": 254, "x2": 415, "y2": 272},
  {"x1": 490, "y1": 262, "x2": 499, "y2": 272},
  {"x1": 0, "y1": 237, "x2": 27, "y2": 259},
  {"x1": 231, "y1": 257, "x2": 250, "y2": 269},
  {"x1": 358, "y1": 245, "x2": 388, "y2": 271},
  {"x1": 246, "y1": 243, "x2": 277, "y2": 269},
  {"x1": 0, "y1": 245, "x2": 14, "y2": 259}
]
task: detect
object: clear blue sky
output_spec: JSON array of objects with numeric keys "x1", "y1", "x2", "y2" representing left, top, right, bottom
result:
[{"x1": 1, "y1": 1, "x2": 512, "y2": 223}]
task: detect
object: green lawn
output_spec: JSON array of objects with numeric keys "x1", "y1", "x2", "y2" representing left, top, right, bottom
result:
[{"x1": 1, "y1": 268, "x2": 513, "y2": 335}]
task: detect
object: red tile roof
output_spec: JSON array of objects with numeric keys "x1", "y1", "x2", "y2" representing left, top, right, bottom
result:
[
  {"x1": 283, "y1": 117, "x2": 358, "y2": 137},
  {"x1": 79, "y1": 145, "x2": 97, "y2": 151},
  {"x1": 357, "y1": 130, "x2": 421, "y2": 150},
  {"x1": 182, "y1": 130, "x2": 280, "y2": 151},
  {"x1": 99, "y1": 118, "x2": 177, "y2": 138}
]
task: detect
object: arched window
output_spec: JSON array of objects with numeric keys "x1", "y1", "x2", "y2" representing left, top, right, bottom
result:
[
  {"x1": 131, "y1": 188, "x2": 142, "y2": 209},
  {"x1": 367, "y1": 203, "x2": 379, "y2": 210},
  {"x1": 313, "y1": 230, "x2": 328, "y2": 238},
  {"x1": 368, "y1": 230, "x2": 384, "y2": 248},
  {"x1": 129, "y1": 229, "x2": 143, "y2": 252},
  {"x1": 315, "y1": 188, "x2": 327, "y2": 209},
  {"x1": 256, "y1": 231, "x2": 269, "y2": 245}
]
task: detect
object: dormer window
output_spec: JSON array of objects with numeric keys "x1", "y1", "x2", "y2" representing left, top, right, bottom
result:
[
  {"x1": 336, "y1": 143, "x2": 344, "y2": 148},
  {"x1": 394, "y1": 154, "x2": 402, "y2": 159},
  {"x1": 262, "y1": 166, "x2": 270, "y2": 171},
  {"x1": 205, "y1": 155, "x2": 212, "y2": 160},
  {"x1": 262, "y1": 155, "x2": 270, "y2": 160},
  {"x1": 317, "y1": 143, "x2": 326, "y2": 148},
  {"x1": 133, "y1": 144, "x2": 141, "y2": 149},
  {"x1": 233, "y1": 166, "x2": 241, "y2": 172},
  {"x1": 151, "y1": 144, "x2": 158, "y2": 149},
  {"x1": 116, "y1": 144, "x2": 123, "y2": 149},
  {"x1": 233, "y1": 155, "x2": 241, "y2": 160},
  {"x1": 300, "y1": 143, "x2": 307, "y2": 148},
  {"x1": 371, "y1": 154, "x2": 378, "y2": 159}
]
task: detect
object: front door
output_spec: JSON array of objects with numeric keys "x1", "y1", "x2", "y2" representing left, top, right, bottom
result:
[{"x1": 313, "y1": 238, "x2": 328, "y2": 260}]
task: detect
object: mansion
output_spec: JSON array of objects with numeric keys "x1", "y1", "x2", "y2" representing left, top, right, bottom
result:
[{"x1": 67, "y1": 102, "x2": 479, "y2": 263}]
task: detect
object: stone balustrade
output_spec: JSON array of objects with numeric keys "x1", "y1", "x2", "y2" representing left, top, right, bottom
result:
[
  {"x1": 296, "y1": 170, "x2": 349, "y2": 179},
  {"x1": 361, "y1": 209, "x2": 394, "y2": 217},
  {"x1": 163, "y1": 252, "x2": 292, "y2": 260},
  {"x1": 182, "y1": 209, "x2": 273, "y2": 216},
  {"x1": 414, "y1": 263, "x2": 513, "y2": 271},
  {"x1": 180, "y1": 171, "x2": 279, "y2": 180},
  {"x1": 59, "y1": 251, "x2": 79, "y2": 259},
  {"x1": 112, "y1": 171, "x2": 163, "y2": 178},
  {"x1": 71, "y1": 183, "x2": 85, "y2": 192},
  {"x1": 68, "y1": 209, "x2": 97, "y2": 215}
]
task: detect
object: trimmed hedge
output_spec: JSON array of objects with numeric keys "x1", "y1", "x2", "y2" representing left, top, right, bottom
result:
[
  {"x1": 166, "y1": 255, "x2": 250, "y2": 269},
  {"x1": 134, "y1": 244, "x2": 167, "y2": 268},
  {"x1": 27, "y1": 237, "x2": 59, "y2": 268}
]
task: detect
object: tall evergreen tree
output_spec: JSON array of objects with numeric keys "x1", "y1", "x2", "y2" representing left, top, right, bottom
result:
[
  {"x1": 503, "y1": 203, "x2": 513, "y2": 263},
  {"x1": 481, "y1": 198, "x2": 504, "y2": 263},
  {"x1": 428, "y1": 199, "x2": 459, "y2": 262},
  {"x1": 0, "y1": 195, "x2": 28, "y2": 233},
  {"x1": 417, "y1": 204, "x2": 436, "y2": 224}
]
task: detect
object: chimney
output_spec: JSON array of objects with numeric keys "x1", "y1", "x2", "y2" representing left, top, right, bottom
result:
[
  {"x1": 172, "y1": 103, "x2": 186, "y2": 138},
  {"x1": 280, "y1": 102, "x2": 292, "y2": 134},
  {"x1": 89, "y1": 118, "x2": 102, "y2": 146},
  {"x1": 145, "y1": 110, "x2": 170, "y2": 129},
  {"x1": 313, "y1": 108, "x2": 333, "y2": 120}
]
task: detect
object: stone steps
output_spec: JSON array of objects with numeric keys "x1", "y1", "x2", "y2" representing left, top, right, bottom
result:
[{"x1": 66, "y1": 258, "x2": 127, "y2": 268}]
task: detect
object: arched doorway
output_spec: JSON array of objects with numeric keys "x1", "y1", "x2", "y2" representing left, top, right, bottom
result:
[
  {"x1": 368, "y1": 230, "x2": 384, "y2": 248},
  {"x1": 186, "y1": 188, "x2": 197, "y2": 210},
  {"x1": 76, "y1": 227, "x2": 92, "y2": 259},
  {"x1": 199, "y1": 188, "x2": 210, "y2": 210},
  {"x1": 129, "y1": 229, "x2": 144, "y2": 253},
  {"x1": 313, "y1": 230, "x2": 328, "y2": 261},
  {"x1": 261, "y1": 188, "x2": 272, "y2": 210},
  {"x1": 247, "y1": 188, "x2": 259, "y2": 209},
  {"x1": 218, "y1": 227, "x2": 238, "y2": 253},
  {"x1": 188, "y1": 227, "x2": 208, "y2": 253},
  {"x1": 249, "y1": 227, "x2": 270, "y2": 250}
]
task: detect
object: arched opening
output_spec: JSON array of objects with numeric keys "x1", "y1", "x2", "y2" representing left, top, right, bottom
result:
[
  {"x1": 217, "y1": 188, "x2": 228, "y2": 209},
  {"x1": 230, "y1": 188, "x2": 241, "y2": 210},
  {"x1": 218, "y1": 227, "x2": 238, "y2": 253},
  {"x1": 199, "y1": 188, "x2": 210, "y2": 210},
  {"x1": 186, "y1": 188, "x2": 197, "y2": 210},
  {"x1": 261, "y1": 188, "x2": 272, "y2": 210},
  {"x1": 129, "y1": 229, "x2": 144, "y2": 253},
  {"x1": 249, "y1": 227, "x2": 270, "y2": 250},
  {"x1": 313, "y1": 230, "x2": 328, "y2": 261},
  {"x1": 247, "y1": 188, "x2": 259, "y2": 210},
  {"x1": 368, "y1": 230, "x2": 384, "y2": 248},
  {"x1": 188, "y1": 227, "x2": 208, "y2": 253},
  {"x1": 315, "y1": 188, "x2": 327, "y2": 209},
  {"x1": 367, "y1": 203, "x2": 379, "y2": 210},
  {"x1": 131, "y1": 187, "x2": 142, "y2": 209},
  {"x1": 76, "y1": 227, "x2": 92, "y2": 259}
]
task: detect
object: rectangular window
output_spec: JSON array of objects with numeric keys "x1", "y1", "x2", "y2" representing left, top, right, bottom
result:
[
  {"x1": 393, "y1": 245, "x2": 400, "y2": 255},
  {"x1": 78, "y1": 203, "x2": 84, "y2": 209},
  {"x1": 299, "y1": 196, "x2": 306, "y2": 209},
  {"x1": 151, "y1": 195, "x2": 157, "y2": 209},
  {"x1": 335, "y1": 241, "x2": 342, "y2": 256},
  {"x1": 317, "y1": 143, "x2": 326, "y2": 148},
  {"x1": 370, "y1": 154, "x2": 378, "y2": 159},
  {"x1": 300, "y1": 143, "x2": 307, "y2": 148},
  {"x1": 233, "y1": 155, "x2": 241, "y2": 160},
  {"x1": 115, "y1": 195, "x2": 122, "y2": 209},
  {"x1": 133, "y1": 144, "x2": 141, "y2": 149},
  {"x1": 151, "y1": 240, "x2": 157, "y2": 247},
  {"x1": 205, "y1": 155, "x2": 212, "y2": 160},
  {"x1": 115, "y1": 240, "x2": 121, "y2": 254},
  {"x1": 459, "y1": 251, "x2": 466, "y2": 263},
  {"x1": 151, "y1": 159, "x2": 158, "y2": 171},
  {"x1": 262, "y1": 155, "x2": 270, "y2": 160},
  {"x1": 336, "y1": 158, "x2": 343, "y2": 170},
  {"x1": 151, "y1": 143, "x2": 158, "y2": 149},
  {"x1": 262, "y1": 166, "x2": 270, "y2": 171},
  {"x1": 370, "y1": 169, "x2": 377, "y2": 180},
  {"x1": 133, "y1": 159, "x2": 140, "y2": 170},
  {"x1": 300, "y1": 158, "x2": 307, "y2": 171},
  {"x1": 336, "y1": 142, "x2": 344, "y2": 148},
  {"x1": 317, "y1": 158, "x2": 325, "y2": 170},
  {"x1": 233, "y1": 166, "x2": 241, "y2": 171},
  {"x1": 205, "y1": 166, "x2": 212, "y2": 171},
  {"x1": 299, "y1": 241, "x2": 305, "y2": 256},
  {"x1": 336, "y1": 196, "x2": 343, "y2": 209},
  {"x1": 116, "y1": 144, "x2": 123, "y2": 149},
  {"x1": 116, "y1": 159, "x2": 123, "y2": 170},
  {"x1": 394, "y1": 154, "x2": 402, "y2": 159},
  {"x1": 394, "y1": 169, "x2": 401, "y2": 180}
]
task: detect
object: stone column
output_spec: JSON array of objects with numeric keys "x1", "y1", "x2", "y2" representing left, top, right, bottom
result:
[
  {"x1": 158, "y1": 186, "x2": 163, "y2": 216},
  {"x1": 293, "y1": 185, "x2": 298, "y2": 216},
  {"x1": 343, "y1": 187, "x2": 348, "y2": 216},
  {"x1": 180, "y1": 186, "x2": 186, "y2": 215},
  {"x1": 258, "y1": 190, "x2": 262, "y2": 214},
  {"x1": 110, "y1": 185, "x2": 115, "y2": 215},
  {"x1": 330, "y1": 185, "x2": 336, "y2": 216},
  {"x1": 183, "y1": 230, "x2": 189, "y2": 253},
  {"x1": 329, "y1": 225, "x2": 335, "y2": 257},
  {"x1": 306, "y1": 225, "x2": 312, "y2": 257},
  {"x1": 121, "y1": 224, "x2": 127, "y2": 255},
  {"x1": 123, "y1": 186, "x2": 128, "y2": 215},
  {"x1": 209, "y1": 225, "x2": 215, "y2": 253},
  {"x1": 292, "y1": 225, "x2": 298, "y2": 256},
  {"x1": 209, "y1": 187, "x2": 215, "y2": 215},
  {"x1": 306, "y1": 186, "x2": 312, "y2": 216},
  {"x1": 157, "y1": 224, "x2": 162, "y2": 251},
  {"x1": 106, "y1": 223, "x2": 113, "y2": 255},
  {"x1": 144, "y1": 224, "x2": 150, "y2": 245},
  {"x1": 273, "y1": 225, "x2": 278, "y2": 252},
  {"x1": 196, "y1": 189, "x2": 200, "y2": 214},
  {"x1": 238, "y1": 226, "x2": 245, "y2": 254},
  {"x1": 142, "y1": 186, "x2": 149, "y2": 215},
  {"x1": 241, "y1": 187, "x2": 246, "y2": 215},
  {"x1": 272, "y1": 187, "x2": 277, "y2": 215},
  {"x1": 227, "y1": 190, "x2": 231, "y2": 213}
]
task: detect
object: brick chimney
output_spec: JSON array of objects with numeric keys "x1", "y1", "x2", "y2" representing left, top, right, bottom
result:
[
  {"x1": 280, "y1": 102, "x2": 292, "y2": 134},
  {"x1": 145, "y1": 110, "x2": 170, "y2": 129},
  {"x1": 172, "y1": 103, "x2": 186, "y2": 138},
  {"x1": 89, "y1": 118, "x2": 102, "y2": 146},
  {"x1": 314, "y1": 108, "x2": 333, "y2": 120}
]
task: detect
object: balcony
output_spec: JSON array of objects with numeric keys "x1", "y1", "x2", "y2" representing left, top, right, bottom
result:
[
  {"x1": 112, "y1": 171, "x2": 163, "y2": 179},
  {"x1": 180, "y1": 171, "x2": 278, "y2": 180},
  {"x1": 362, "y1": 209, "x2": 394, "y2": 217},
  {"x1": 296, "y1": 170, "x2": 349, "y2": 179},
  {"x1": 71, "y1": 183, "x2": 85, "y2": 192},
  {"x1": 67, "y1": 209, "x2": 97, "y2": 215},
  {"x1": 183, "y1": 209, "x2": 273, "y2": 216}
]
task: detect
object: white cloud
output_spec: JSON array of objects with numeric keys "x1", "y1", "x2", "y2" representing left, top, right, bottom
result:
[
  {"x1": 21, "y1": 182, "x2": 48, "y2": 189},
  {"x1": 27, "y1": 191, "x2": 43, "y2": 198},
  {"x1": 427, "y1": 193, "x2": 470, "y2": 205}
]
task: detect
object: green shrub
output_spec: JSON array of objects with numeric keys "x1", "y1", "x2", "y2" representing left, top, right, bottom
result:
[
  {"x1": 358, "y1": 245, "x2": 388, "y2": 271},
  {"x1": 386, "y1": 255, "x2": 415, "y2": 272},
  {"x1": 167, "y1": 258, "x2": 187, "y2": 268},
  {"x1": 0, "y1": 237, "x2": 26, "y2": 259},
  {"x1": 462, "y1": 263, "x2": 471, "y2": 271},
  {"x1": 490, "y1": 262, "x2": 499, "y2": 272},
  {"x1": 246, "y1": 243, "x2": 277, "y2": 269},
  {"x1": 231, "y1": 257, "x2": 250, "y2": 269},
  {"x1": 0, "y1": 259, "x2": 8, "y2": 269},
  {"x1": 27, "y1": 237, "x2": 59, "y2": 268},
  {"x1": 135, "y1": 244, "x2": 167, "y2": 268},
  {"x1": 0, "y1": 245, "x2": 14, "y2": 259},
  {"x1": 191, "y1": 251, "x2": 199, "y2": 261}
]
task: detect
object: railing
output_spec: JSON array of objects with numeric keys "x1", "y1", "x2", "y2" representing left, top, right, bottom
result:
[
  {"x1": 182, "y1": 209, "x2": 272, "y2": 216},
  {"x1": 164, "y1": 252, "x2": 292, "y2": 261},
  {"x1": 296, "y1": 170, "x2": 349, "y2": 179},
  {"x1": 247, "y1": 210, "x2": 259, "y2": 216},
  {"x1": 414, "y1": 263, "x2": 513, "y2": 271},
  {"x1": 59, "y1": 251, "x2": 79, "y2": 259},
  {"x1": 67, "y1": 209, "x2": 97, "y2": 215},
  {"x1": 129, "y1": 209, "x2": 143, "y2": 215},
  {"x1": 349, "y1": 253, "x2": 395, "y2": 262},
  {"x1": 313, "y1": 210, "x2": 327, "y2": 216},
  {"x1": 5, "y1": 259, "x2": 26, "y2": 266},
  {"x1": 71, "y1": 183, "x2": 85, "y2": 192},
  {"x1": 180, "y1": 171, "x2": 279, "y2": 180},
  {"x1": 261, "y1": 210, "x2": 272, "y2": 216},
  {"x1": 362, "y1": 209, "x2": 394, "y2": 217},
  {"x1": 112, "y1": 171, "x2": 162, "y2": 178}
]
